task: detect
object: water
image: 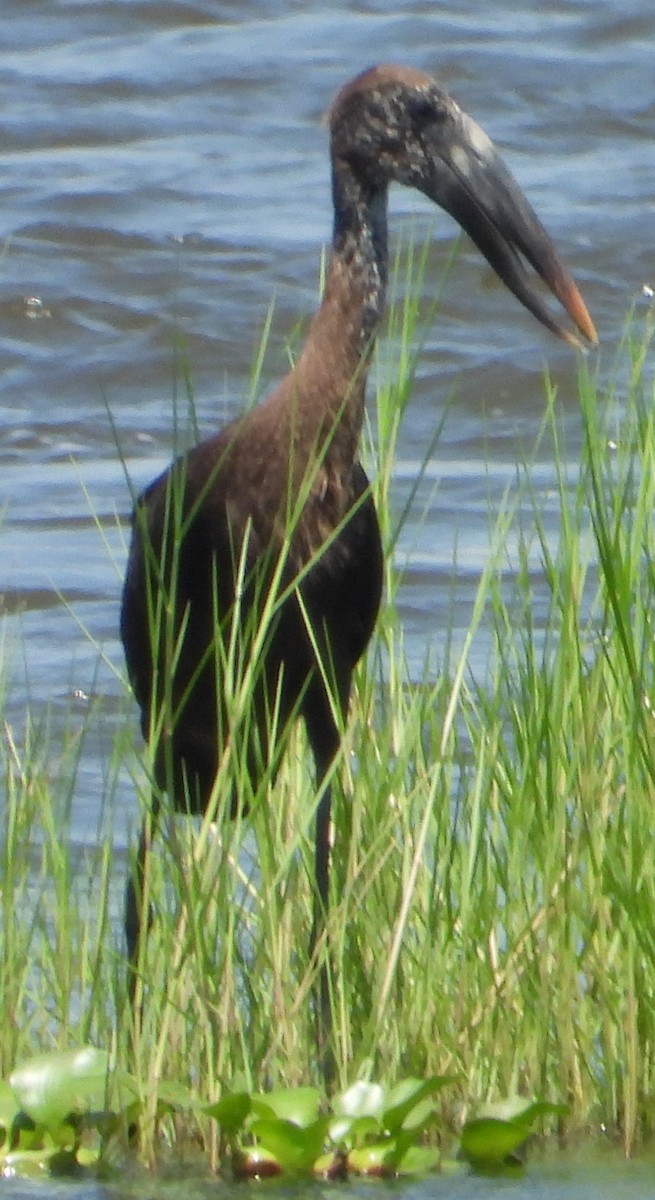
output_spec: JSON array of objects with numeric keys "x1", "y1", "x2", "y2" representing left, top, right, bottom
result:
[
  {"x1": 3, "y1": 1154, "x2": 655, "y2": 1200},
  {"x1": 1, "y1": 1, "x2": 654, "y2": 849}
]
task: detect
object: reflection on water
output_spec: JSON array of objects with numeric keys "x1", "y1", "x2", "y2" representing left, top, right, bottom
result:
[{"x1": 1, "y1": 0, "x2": 654, "y2": 843}]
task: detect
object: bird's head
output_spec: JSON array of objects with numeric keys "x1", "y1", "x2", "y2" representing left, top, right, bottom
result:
[{"x1": 329, "y1": 64, "x2": 597, "y2": 347}]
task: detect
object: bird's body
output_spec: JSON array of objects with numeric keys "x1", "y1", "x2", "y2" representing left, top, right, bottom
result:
[
  {"x1": 121, "y1": 228, "x2": 386, "y2": 821},
  {"x1": 121, "y1": 64, "x2": 596, "y2": 1027},
  {"x1": 122, "y1": 441, "x2": 381, "y2": 813}
]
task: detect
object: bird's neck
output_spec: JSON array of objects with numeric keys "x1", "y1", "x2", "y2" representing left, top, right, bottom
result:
[
  {"x1": 274, "y1": 161, "x2": 389, "y2": 475},
  {"x1": 331, "y1": 159, "x2": 389, "y2": 348}
]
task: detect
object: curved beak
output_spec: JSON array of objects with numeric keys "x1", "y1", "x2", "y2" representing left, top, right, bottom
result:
[{"x1": 423, "y1": 108, "x2": 597, "y2": 348}]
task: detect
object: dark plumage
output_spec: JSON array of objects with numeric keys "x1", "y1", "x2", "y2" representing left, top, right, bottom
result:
[{"x1": 121, "y1": 64, "x2": 596, "y2": 1026}]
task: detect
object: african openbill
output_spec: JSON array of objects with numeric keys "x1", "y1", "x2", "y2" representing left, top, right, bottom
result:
[{"x1": 121, "y1": 64, "x2": 596, "y2": 1030}]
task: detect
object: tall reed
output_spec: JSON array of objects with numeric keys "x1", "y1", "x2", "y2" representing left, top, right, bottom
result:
[{"x1": 2, "y1": 249, "x2": 655, "y2": 1156}]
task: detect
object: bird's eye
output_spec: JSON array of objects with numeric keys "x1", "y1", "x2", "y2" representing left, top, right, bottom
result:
[
  {"x1": 408, "y1": 95, "x2": 436, "y2": 126},
  {"x1": 408, "y1": 92, "x2": 450, "y2": 131}
]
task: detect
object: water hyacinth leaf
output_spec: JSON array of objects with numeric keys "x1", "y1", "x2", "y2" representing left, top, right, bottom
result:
[
  {"x1": 250, "y1": 1116, "x2": 330, "y2": 1172},
  {"x1": 76, "y1": 1141, "x2": 103, "y2": 1168},
  {"x1": 380, "y1": 1127, "x2": 426, "y2": 1173},
  {"x1": 476, "y1": 1096, "x2": 567, "y2": 1126},
  {"x1": 462, "y1": 1096, "x2": 569, "y2": 1167},
  {"x1": 393, "y1": 1143, "x2": 441, "y2": 1175},
  {"x1": 384, "y1": 1076, "x2": 454, "y2": 1133},
  {"x1": 334, "y1": 1081, "x2": 385, "y2": 1121},
  {"x1": 397, "y1": 1097, "x2": 437, "y2": 1133},
  {"x1": 347, "y1": 1142, "x2": 394, "y2": 1176},
  {"x1": 68, "y1": 1123, "x2": 103, "y2": 1166},
  {"x1": 510, "y1": 1100, "x2": 569, "y2": 1128},
  {"x1": 9, "y1": 1048, "x2": 110, "y2": 1132},
  {"x1": 327, "y1": 1115, "x2": 350, "y2": 1143},
  {"x1": 459, "y1": 1117, "x2": 528, "y2": 1166},
  {"x1": 329, "y1": 1114, "x2": 379, "y2": 1146},
  {"x1": 250, "y1": 1086, "x2": 321, "y2": 1127},
  {"x1": 313, "y1": 1149, "x2": 348, "y2": 1180},
  {"x1": 233, "y1": 1144, "x2": 282, "y2": 1179},
  {"x1": 9, "y1": 1112, "x2": 44, "y2": 1152},
  {"x1": 204, "y1": 1091, "x2": 251, "y2": 1136}
]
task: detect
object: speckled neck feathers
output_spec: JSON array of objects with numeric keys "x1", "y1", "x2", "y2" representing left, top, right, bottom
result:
[
  {"x1": 332, "y1": 160, "x2": 389, "y2": 349},
  {"x1": 267, "y1": 160, "x2": 389, "y2": 474}
]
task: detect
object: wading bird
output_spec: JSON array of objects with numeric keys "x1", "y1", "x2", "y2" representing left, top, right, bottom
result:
[{"x1": 121, "y1": 64, "x2": 596, "y2": 1028}]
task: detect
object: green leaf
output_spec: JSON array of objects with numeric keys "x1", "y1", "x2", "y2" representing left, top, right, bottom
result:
[
  {"x1": 329, "y1": 1114, "x2": 379, "y2": 1146},
  {"x1": 76, "y1": 1141, "x2": 103, "y2": 1168},
  {"x1": 347, "y1": 1141, "x2": 392, "y2": 1176},
  {"x1": 334, "y1": 1081, "x2": 385, "y2": 1121},
  {"x1": 250, "y1": 1116, "x2": 329, "y2": 1173},
  {"x1": 393, "y1": 1143, "x2": 441, "y2": 1175},
  {"x1": 250, "y1": 1086, "x2": 321, "y2": 1128},
  {"x1": 476, "y1": 1096, "x2": 567, "y2": 1127},
  {"x1": 462, "y1": 1096, "x2": 568, "y2": 1168},
  {"x1": 11, "y1": 1111, "x2": 49, "y2": 1153},
  {"x1": 204, "y1": 1091, "x2": 251, "y2": 1136},
  {"x1": 379, "y1": 1127, "x2": 419, "y2": 1172},
  {"x1": 383, "y1": 1076, "x2": 454, "y2": 1133},
  {"x1": 398, "y1": 1097, "x2": 437, "y2": 1133},
  {"x1": 511, "y1": 1100, "x2": 569, "y2": 1129},
  {"x1": 312, "y1": 1149, "x2": 347, "y2": 1179},
  {"x1": 9, "y1": 1047, "x2": 110, "y2": 1132},
  {"x1": 232, "y1": 1145, "x2": 282, "y2": 1179},
  {"x1": 459, "y1": 1117, "x2": 528, "y2": 1166}
]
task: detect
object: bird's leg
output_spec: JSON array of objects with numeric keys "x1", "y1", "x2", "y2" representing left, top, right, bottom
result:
[
  {"x1": 310, "y1": 779, "x2": 332, "y2": 955},
  {"x1": 306, "y1": 691, "x2": 342, "y2": 1085},
  {"x1": 125, "y1": 796, "x2": 161, "y2": 1011},
  {"x1": 309, "y1": 778, "x2": 334, "y2": 1083},
  {"x1": 304, "y1": 646, "x2": 352, "y2": 1083}
]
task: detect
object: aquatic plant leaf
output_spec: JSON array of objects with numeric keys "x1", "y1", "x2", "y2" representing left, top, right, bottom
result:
[
  {"x1": 463, "y1": 1095, "x2": 569, "y2": 1167},
  {"x1": 383, "y1": 1075, "x2": 454, "y2": 1132},
  {"x1": 347, "y1": 1141, "x2": 393, "y2": 1176},
  {"x1": 333, "y1": 1080, "x2": 385, "y2": 1121},
  {"x1": 477, "y1": 1095, "x2": 567, "y2": 1126},
  {"x1": 6, "y1": 1111, "x2": 45, "y2": 1153},
  {"x1": 313, "y1": 1149, "x2": 348, "y2": 1179},
  {"x1": 204, "y1": 1091, "x2": 251, "y2": 1135},
  {"x1": 76, "y1": 1142, "x2": 103, "y2": 1168},
  {"x1": 459, "y1": 1116, "x2": 528, "y2": 1166},
  {"x1": 398, "y1": 1097, "x2": 437, "y2": 1133},
  {"x1": 232, "y1": 1145, "x2": 282, "y2": 1179},
  {"x1": 393, "y1": 1143, "x2": 441, "y2": 1175},
  {"x1": 9, "y1": 1047, "x2": 110, "y2": 1133},
  {"x1": 250, "y1": 1086, "x2": 321, "y2": 1127},
  {"x1": 250, "y1": 1116, "x2": 329, "y2": 1172},
  {"x1": 378, "y1": 1126, "x2": 432, "y2": 1173},
  {"x1": 329, "y1": 1114, "x2": 379, "y2": 1146},
  {"x1": 510, "y1": 1100, "x2": 569, "y2": 1128}
]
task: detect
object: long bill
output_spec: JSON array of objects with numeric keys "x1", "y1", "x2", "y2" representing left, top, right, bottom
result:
[{"x1": 424, "y1": 108, "x2": 598, "y2": 348}]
